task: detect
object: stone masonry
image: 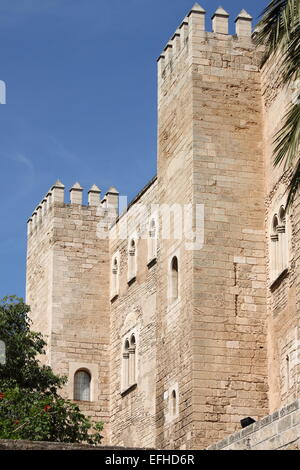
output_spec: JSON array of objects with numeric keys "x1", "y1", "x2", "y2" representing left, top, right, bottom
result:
[
  {"x1": 207, "y1": 399, "x2": 300, "y2": 450},
  {"x1": 26, "y1": 3, "x2": 300, "y2": 449}
]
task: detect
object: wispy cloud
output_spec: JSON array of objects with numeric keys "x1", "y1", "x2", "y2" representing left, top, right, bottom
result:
[
  {"x1": 13, "y1": 153, "x2": 35, "y2": 172},
  {"x1": 0, "y1": 151, "x2": 35, "y2": 197},
  {"x1": 48, "y1": 136, "x2": 80, "y2": 164}
]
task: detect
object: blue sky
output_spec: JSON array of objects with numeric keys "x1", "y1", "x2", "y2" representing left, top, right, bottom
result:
[{"x1": 0, "y1": 0, "x2": 264, "y2": 299}]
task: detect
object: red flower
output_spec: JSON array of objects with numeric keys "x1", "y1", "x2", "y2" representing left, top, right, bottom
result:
[
  {"x1": 44, "y1": 405, "x2": 51, "y2": 412},
  {"x1": 14, "y1": 420, "x2": 20, "y2": 425},
  {"x1": 0, "y1": 393, "x2": 5, "y2": 400}
]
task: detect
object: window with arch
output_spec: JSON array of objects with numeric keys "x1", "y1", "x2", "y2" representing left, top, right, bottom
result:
[
  {"x1": 122, "y1": 333, "x2": 137, "y2": 392},
  {"x1": 270, "y1": 206, "x2": 288, "y2": 282},
  {"x1": 170, "y1": 256, "x2": 179, "y2": 303},
  {"x1": 111, "y1": 255, "x2": 119, "y2": 298},
  {"x1": 128, "y1": 239, "x2": 137, "y2": 282},
  {"x1": 171, "y1": 390, "x2": 177, "y2": 416},
  {"x1": 278, "y1": 206, "x2": 288, "y2": 271},
  {"x1": 148, "y1": 218, "x2": 157, "y2": 263},
  {"x1": 74, "y1": 369, "x2": 91, "y2": 401},
  {"x1": 286, "y1": 354, "x2": 290, "y2": 391},
  {"x1": 165, "y1": 384, "x2": 179, "y2": 422}
]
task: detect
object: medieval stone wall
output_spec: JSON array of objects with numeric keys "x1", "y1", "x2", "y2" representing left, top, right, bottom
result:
[
  {"x1": 26, "y1": 198, "x2": 55, "y2": 363},
  {"x1": 0, "y1": 440, "x2": 145, "y2": 450},
  {"x1": 109, "y1": 178, "x2": 159, "y2": 449},
  {"x1": 156, "y1": 7, "x2": 196, "y2": 451},
  {"x1": 207, "y1": 399, "x2": 300, "y2": 450},
  {"x1": 190, "y1": 24, "x2": 269, "y2": 443},
  {"x1": 156, "y1": 6, "x2": 269, "y2": 449},
  {"x1": 26, "y1": 182, "x2": 112, "y2": 444},
  {"x1": 262, "y1": 54, "x2": 300, "y2": 412}
]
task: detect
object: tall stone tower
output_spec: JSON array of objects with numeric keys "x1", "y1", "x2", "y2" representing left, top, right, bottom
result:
[
  {"x1": 155, "y1": 4, "x2": 268, "y2": 448},
  {"x1": 26, "y1": 181, "x2": 119, "y2": 442}
]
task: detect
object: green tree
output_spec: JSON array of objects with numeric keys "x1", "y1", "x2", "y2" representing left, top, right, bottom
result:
[
  {"x1": 0, "y1": 296, "x2": 103, "y2": 444},
  {"x1": 255, "y1": 0, "x2": 300, "y2": 206}
]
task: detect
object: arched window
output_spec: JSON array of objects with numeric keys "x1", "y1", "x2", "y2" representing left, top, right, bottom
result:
[
  {"x1": 270, "y1": 207, "x2": 289, "y2": 282},
  {"x1": 112, "y1": 256, "x2": 119, "y2": 297},
  {"x1": 279, "y1": 206, "x2": 285, "y2": 224},
  {"x1": 278, "y1": 206, "x2": 288, "y2": 272},
  {"x1": 122, "y1": 339, "x2": 130, "y2": 390},
  {"x1": 128, "y1": 239, "x2": 137, "y2": 281},
  {"x1": 148, "y1": 219, "x2": 157, "y2": 262},
  {"x1": 171, "y1": 390, "x2": 177, "y2": 416},
  {"x1": 122, "y1": 334, "x2": 137, "y2": 391},
  {"x1": 170, "y1": 256, "x2": 179, "y2": 302},
  {"x1": 74, "y1": 370, "x2": 91, "y2": 401},
  {"x1": 129, "y1": 334, "x2": 136, "y2": 385},
  {"x1": 286, "y1": 355, "x2": 290, "y2": 391},
  {"x1": 270, "y1": 215, "x2": 279, "y2": 280}
]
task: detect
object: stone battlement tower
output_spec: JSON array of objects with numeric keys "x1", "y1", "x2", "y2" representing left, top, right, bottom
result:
[
  {"x1": 26, "y1": 181, "x2": 119, "y2": 442},
  {"x1": 26, "y1": 3, "x2": 300, "y2": 450},
  {"x1": 155, "y1": 3, "x2": 267, "y2": 449}
]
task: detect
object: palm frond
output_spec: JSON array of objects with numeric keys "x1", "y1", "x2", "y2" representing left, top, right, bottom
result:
[
  {"x1": 255, "y1": 0, "x2": 299, "y2": 67},
  {"x1": 255, "y1": 0, "x2": 300, "y2": 208},
  {"x1": 273, "y1": 101, "x2": 300, "y2": 168},
  {"x1": 280, "y1": 22, "x2": 300, "y2": 84},
  {"x1": 286, "y1": 158, "x2": 300, "y2": 207}
]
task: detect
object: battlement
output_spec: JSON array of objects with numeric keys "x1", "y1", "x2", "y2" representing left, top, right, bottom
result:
[
  {"x1": 27, "y1": 180, "x2": 119, "y2": 236},
  {"x1": 157, "y1": 3, "x2": 253, "y2": 77}
]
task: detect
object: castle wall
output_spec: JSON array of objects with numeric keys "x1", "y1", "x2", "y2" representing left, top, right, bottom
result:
[
  {"x1": 207, "y1": 399, "x2": 300, "y2": 450},
  {"x1": 26, "y1": 201, "x2": 55, "y2": 363},
  {"x1": 109, "y1": 178, "x2": 159, "y2": 448},
  {"x1": 156, "y1": 10, "x2": 196, "y2": 451},
  {"x1": 26, "y1": 184, "x2": 111, "y2": 444},
  {"x1": 156, "y1": 7, "x2": 269, "y2": 449},
  {"x1": 262, "y1": 56, "x2": 300, "y2": 412},
  {"x1": 190, "y1": 29, "x2": 268, "y2": 447}
]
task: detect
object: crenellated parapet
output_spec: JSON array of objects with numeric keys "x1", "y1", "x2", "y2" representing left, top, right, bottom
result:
[
  {"x1": 27, "y1": 180, "x2": 119, "y2": 236},
  {"x1": 157, "y1": 4, "x2": 206, "y2": 76},
  {"x1": 157, "y1": 3, "x2": 254, "y2": 80}
]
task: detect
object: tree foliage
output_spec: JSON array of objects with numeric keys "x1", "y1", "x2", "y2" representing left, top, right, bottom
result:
[
  {"x1": 255, "y1": 0, "x2": 300, "y2": 206},
  {"x1": 0, "y1": 296, "x2": 103, "y2": 444}
]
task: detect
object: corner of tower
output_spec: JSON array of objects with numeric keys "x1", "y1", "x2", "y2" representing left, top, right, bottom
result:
[{"x1": 157, "y1": 4, "x2": 256, "y2": 88}]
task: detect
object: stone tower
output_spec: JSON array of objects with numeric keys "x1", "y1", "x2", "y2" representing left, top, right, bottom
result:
[
  {"x1": 155, "y1": 3, "x2": 268, "y2": 448},
  {"x1": 26, "y1": 180, "x2": 119, "y2": 442}
]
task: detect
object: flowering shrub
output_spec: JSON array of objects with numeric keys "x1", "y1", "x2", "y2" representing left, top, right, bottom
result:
[{"x1": 0, "y1": 297, "x2": 103, "y2": 444}]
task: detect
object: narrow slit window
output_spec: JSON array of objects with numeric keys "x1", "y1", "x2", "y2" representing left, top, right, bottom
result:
[
  {"x1": 128, "y1": 239, "x2": 137, "y2": 280},
  {"x1": 170, "y1": 256, "x2": 179, "y2": 302},
  {"x1": 286, "y1": 355, "x2": 290, "y2": 391},
  {"x1": 149, "y1": 219, "x2": 157, "y2": 261},
  {"x1": 112, "y1": 257, "x2": 119, "y2": 297},
  {"x1": 171, "y1": 390, "x2": 177, "y2": 416}
]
